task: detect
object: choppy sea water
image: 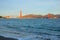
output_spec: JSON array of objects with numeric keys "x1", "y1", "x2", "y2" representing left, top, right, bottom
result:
[{"x1": 0, "y1": 18, "x2": 60, "y2": 40}]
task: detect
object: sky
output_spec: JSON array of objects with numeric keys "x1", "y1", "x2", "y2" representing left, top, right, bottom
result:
[{"x1": 0, "y1": 0, "x2": 60, "y2": 16}]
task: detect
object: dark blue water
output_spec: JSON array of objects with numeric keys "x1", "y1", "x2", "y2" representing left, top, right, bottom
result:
[{"x1": 0, "y1": 18, "x2": 60, "y2": 40}]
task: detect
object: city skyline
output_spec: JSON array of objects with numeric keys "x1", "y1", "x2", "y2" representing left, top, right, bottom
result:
[{"x1": 0, "y1": 0, "x2": 60, "y2": 16}]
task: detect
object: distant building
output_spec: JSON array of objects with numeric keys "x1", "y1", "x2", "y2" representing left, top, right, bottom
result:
[{"x1": 4, "y1": 16, "x2": 11, "y2": 18}]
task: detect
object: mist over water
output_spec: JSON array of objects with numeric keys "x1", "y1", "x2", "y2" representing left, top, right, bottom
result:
[{"x1": 0, "y1": 18, "x2": 60, "y2": 40}]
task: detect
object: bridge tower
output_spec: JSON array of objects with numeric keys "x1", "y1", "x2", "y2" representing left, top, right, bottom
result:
[{"x1": 20, "y1": 10, "x2": 22, "y2": 18}]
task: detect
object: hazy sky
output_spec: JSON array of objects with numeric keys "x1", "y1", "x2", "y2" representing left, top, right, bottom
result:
[{"x1": 0, "y1": 0, "x2": 60, "y2": 16}]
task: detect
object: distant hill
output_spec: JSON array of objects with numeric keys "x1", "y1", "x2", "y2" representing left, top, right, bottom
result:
[
  {"x1": 0, "y1": 16, "x2": 3, "y2": 18},
  {"x1": 22, "y1": 14, "x2": 60, "y2": 18},
  {"x1": 55, "y1": 14, "x2": 60, "y2": 18},
  {"x1": 1, "y1": 14, "x2": 60, "y2": 18},
  {"x1": 22, "y1": 14, "x2": 42, "y2": 18}
]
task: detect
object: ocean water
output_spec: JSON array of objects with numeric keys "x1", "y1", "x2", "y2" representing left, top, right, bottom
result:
[{"x1": 0, "y1": 18, "x2": 60, "y2": 40}]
